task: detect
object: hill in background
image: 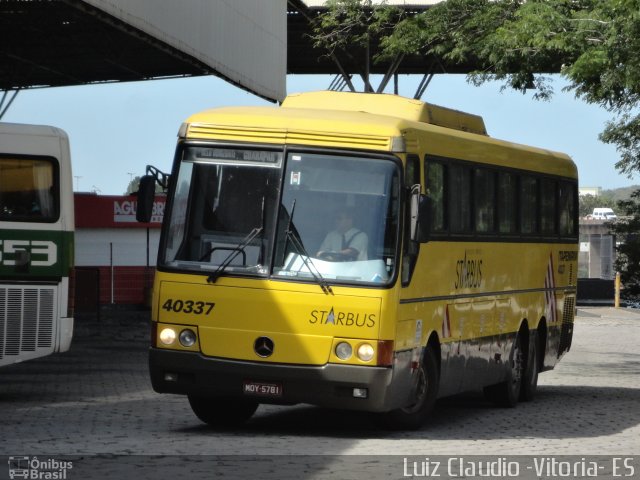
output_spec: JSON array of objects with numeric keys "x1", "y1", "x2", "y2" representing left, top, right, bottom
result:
[
  {"x1": 603, "y1": 185, "x2": 640, "y2": 202},
  {"x1": 580, "y1": 185, "x2": 639, "y2": 217}
]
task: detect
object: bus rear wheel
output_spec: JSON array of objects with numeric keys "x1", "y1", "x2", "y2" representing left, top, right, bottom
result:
[
  {"x1": 520, "y1": 333, "x2": 539, "y2": 402},
  {"x1": 188, "y1": 395, "x2": 259, "y2": 427},
  {"x1": 376, "y1": 347, "x2": 439, "y2": 430},
  {"x1": 484, "y1": 331, "x2": 523, "y2": 407}
]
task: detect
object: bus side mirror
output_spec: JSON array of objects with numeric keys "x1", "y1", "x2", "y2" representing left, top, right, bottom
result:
[
  {"x1": 136, "y1": 175, "x2": 156, "y2": 223},
  {"x1": 410, "y1": 189, "x2": 431, "y2": 243}
]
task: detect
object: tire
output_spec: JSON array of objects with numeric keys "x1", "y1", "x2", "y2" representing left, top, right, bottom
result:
[
  {"x1": 484, "y1": 331, "x2": 524, "y2": 407},
  {"x1": 377, "y1": 347, "x2": 439, "y2": 430},
  {"x1": 188, "y1": 395, "x2": 259, "y2": 427},
  {"x1": 519, "y1": 332, "x2": 539, "y2": 402}
]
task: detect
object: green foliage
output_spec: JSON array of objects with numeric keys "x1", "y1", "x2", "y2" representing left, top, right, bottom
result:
[
  {"x1": 125, "y1": 176, "x2": 163, "y2": 195},
  {"x1": 380, "y1": 0, "x2": 640, "y2": 175},
  {"x1": 610, "y1": 190, "x2": 640, "y2": 296},
  {"x1": 579, "y1": 193, "x2": 616, "y2": 218},
  {"x1": 311, "y1": 0, "x2": 404, "y2": 88},
  {"x1": 600, "y1": 114, "x2": 640, "y2": 176},
  {"x1": 313, "y1": 0, "x2": 402, "y2": 54},
  {"x1": 602, "y1": 184, "x2": 640, "y2": 202},
  {"x1": 579, "y1": 185, "x2": 640, "y2": 216},
  {"x1": 125, "y1": 176, "x2": 141, "y2": 196}
]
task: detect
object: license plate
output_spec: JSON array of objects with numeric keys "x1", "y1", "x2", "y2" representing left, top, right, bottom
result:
[{"x1": 243, "y1": 380, "x2": 283, "y2": 397}]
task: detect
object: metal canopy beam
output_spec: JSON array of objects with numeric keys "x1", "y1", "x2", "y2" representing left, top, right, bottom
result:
[{"x1": 1, "y1": 0, "x2": 285, "y2": 102}]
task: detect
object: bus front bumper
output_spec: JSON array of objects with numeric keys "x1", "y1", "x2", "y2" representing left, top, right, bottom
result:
[{"x1": 149, "y1": 348, "x2": 413, "y2": 413}]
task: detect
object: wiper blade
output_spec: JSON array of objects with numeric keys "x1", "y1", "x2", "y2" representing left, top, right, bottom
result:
[
  {"x1": 287, "y1": 233, "x2": 334, "y2": 295},
  {"x1": 206, "y1": 227, "x2": 263, "y2": 283},
  {"x1": 285, "y1": 200, "x2": 333, "y2": 295}
]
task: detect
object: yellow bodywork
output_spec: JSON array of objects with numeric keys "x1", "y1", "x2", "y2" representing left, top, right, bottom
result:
[
  {"x1": 152, "y1": 274, "x2": 401, "y2": 367},
  {"x1": 154, "y1": 91, "x2": 578, "y2": 372}
]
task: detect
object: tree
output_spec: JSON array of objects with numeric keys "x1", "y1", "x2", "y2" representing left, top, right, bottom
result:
[
  {"x1": 380, "y1": 0, "x2": 640, "y2": 176},
  {"x1": 610, "y1": 190, "x2": 640, "y2": 297},
  {"x1": 125, "y1": 176, "x2": 141, "y2": 195},
  {"x1": 125, "y1": 175, "x2": 164, "y2": 195},
  {"x1": 579, "y1": 193, "x2": 617, "y2": 218},
  {"x1": 311, "y1": 0, "x2": 404, "y2": 92}
]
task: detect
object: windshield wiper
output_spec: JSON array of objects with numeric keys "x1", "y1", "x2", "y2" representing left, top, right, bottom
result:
[
  {"x1": 205, "y1": 227, "x2": 263, "y2": 283},
  {"x1": 284, "y1": 200, "x2": 333, "y2": 295}
]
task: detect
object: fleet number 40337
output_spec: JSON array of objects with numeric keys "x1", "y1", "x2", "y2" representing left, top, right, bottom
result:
[{"x1": 162, "y1": 299, "x2": 215, "y2": 315}]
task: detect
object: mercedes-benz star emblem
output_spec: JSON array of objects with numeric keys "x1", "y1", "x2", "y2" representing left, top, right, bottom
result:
[{"x1": 254, "y1": 336, "x2": 274, "y2": 358}]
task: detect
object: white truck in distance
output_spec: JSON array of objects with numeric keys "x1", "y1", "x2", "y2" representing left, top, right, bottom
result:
[{"x1": 588, "y1": 207, "x2": 617, "y2": 220}]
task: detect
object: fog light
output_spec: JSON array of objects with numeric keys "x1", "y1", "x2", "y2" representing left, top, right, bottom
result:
[
  {"x1": 335, "y1": 341, "x2": 353, "y2": 360},
  {"x1": 164, "y1": 373, "x2": 178, "y2": 382},
  {"x1": 159, "y1": 328, "x2": 176, "y2": 345},
  {"x1": 179, "y1": 329, "x2": 197, "y2": 347},
  {"x1": 357, "y1": 343, "x2": 375, "y2": 362},
  {"x1": 353, "y1": 388, "x2": 368, "y2": 399}
]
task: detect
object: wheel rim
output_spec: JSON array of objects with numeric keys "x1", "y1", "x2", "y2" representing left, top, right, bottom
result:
[
  {"x1": 511, "y1": 338, "x2": 524, "y2": 387},
  {"x1": 528, "y1": 343, "x2": 539, "y2": 387},
  {"x1": 401, "y1": 364, "x2": 428, "y2": 414}
]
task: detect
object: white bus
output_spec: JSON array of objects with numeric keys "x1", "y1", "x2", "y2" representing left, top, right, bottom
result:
[{"x1": 0, "y1": 123, "x2": 75, "y2": 367}]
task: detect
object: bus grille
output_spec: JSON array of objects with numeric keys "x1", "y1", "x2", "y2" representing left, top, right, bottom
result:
[
  {"x1": 558, "y1": 296, "x2": 575, "y2": 358},
  {"x1": 0, "y1": 286, "x2": 55, "y2": 360}
]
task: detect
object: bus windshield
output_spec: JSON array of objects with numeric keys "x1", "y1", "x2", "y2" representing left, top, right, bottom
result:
[
  {"x1": 274, "y1": 152, "x2": 400, "y2": 285},
  {"x1": 0, "y1": 157, "x2": 58, "y2": 221},
  {"x1": 161, "y1": 146, "x2": 400, "y2": 286}
]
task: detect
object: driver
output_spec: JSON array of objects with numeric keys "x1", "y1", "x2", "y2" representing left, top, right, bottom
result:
[{"x1": 317, "y1": 208, "x2": 368, "y2": 261}]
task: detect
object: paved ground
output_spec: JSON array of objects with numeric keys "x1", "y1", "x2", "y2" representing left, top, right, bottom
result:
[{"x1": 0, "y1": 307, "x2": 638, "y2": 478}]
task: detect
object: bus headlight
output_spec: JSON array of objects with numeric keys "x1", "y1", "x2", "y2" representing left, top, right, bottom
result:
[
  {"x1": 159, "y1": 328, "x2": 176, "y2": 345},
  {"x1": 357, "y1": 343, "x2": 375, "y2": 362},
  {"x1": 335, "y1": 342, "x2": 353, "y2": 360},
  {"x1": 179, "y1": 329, "x2": 197, "y2": 347}
]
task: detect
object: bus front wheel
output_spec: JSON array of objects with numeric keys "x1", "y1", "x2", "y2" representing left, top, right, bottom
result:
[
  {"x1": 376, "y1": 347, "x2": 439, "y2": 430},
  {"x1": 188, "y1": 395, "x2": 259, "y2": 427}
]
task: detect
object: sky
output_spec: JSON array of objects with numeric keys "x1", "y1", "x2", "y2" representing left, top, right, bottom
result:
[{"x1": 2, "y1": 73, "x2": 635, "y2": 194}]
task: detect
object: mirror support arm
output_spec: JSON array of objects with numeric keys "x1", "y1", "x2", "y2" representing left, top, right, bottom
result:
[{"x1": 136, "y1": 165, "x2": 169, "y2": 223}]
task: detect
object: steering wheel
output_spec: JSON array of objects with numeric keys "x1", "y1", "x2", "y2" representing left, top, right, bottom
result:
[{"x1": 317, "y1": 251, "x2": 355, "y2": 262}]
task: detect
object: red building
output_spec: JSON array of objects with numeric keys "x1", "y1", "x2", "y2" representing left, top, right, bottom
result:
[{"x1": 74, "y1": 193, "x2": 165, "y2": 309}]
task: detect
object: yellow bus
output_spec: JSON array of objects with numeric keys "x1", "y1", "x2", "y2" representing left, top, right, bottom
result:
[{"x1": 137, "y1": 91, "x2": 578, "y2": 429}]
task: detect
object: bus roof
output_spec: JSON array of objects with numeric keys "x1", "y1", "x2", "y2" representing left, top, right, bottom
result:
[
  {"x1": 283, "y1": 91, "x2": 488, "y2": 135},
  {"x1": 0, "y1": 122, "x2": 70, "y2": 161},
  {"x1": 185, "y1": 91, "x2": 485, "y2": 137},
  {"x1": 0, "y1": 122, "x2": 68, "y2": 139},
  {"x1": 183, "y1": 91, "x2": 577, "y2": 179}
]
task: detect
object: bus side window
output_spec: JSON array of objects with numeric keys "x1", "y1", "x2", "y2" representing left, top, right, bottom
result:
[
  {"x1": 402, "y1": 154, "x2": 421, "y2": 286},
  {"x1": 520, "y1": 175, "x2": 538, "y2": 235},
  {"x1": 540, "y1": 178, "x2": 557, "y2": 235},
  {"x1": 474, "y1": 167, "x2": 495, "y2": 233},
  {"x1": 498, "y1": 171, "x2": 517, "y2": 234},
  {"x1": 559, "y1": 181, "x2": 577, "y2": 237},
  {"x1": 425, "y1": 160, "x2": 446, "y2": 233},
  {"x1": 449, "y1": 163, "x2": 472, "y2": 234}
]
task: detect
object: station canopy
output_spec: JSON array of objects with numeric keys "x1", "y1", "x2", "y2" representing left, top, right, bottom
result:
[
  {"x1": 2, "y1": 0, "x2": 482, "y2": 103},
  {"x1": 1, "y1": 0, "x2": 287, "y2": 101}
]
